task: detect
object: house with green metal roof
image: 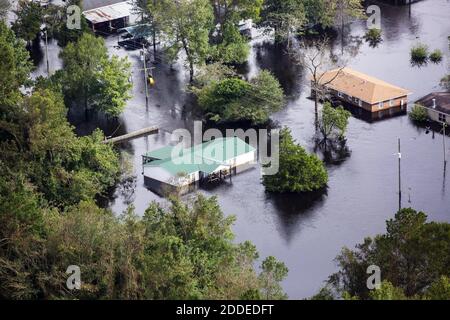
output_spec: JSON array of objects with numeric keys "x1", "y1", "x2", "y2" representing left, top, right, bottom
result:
[{"x1": 142, "y1": 137, "x2": 256, "y2": 195}]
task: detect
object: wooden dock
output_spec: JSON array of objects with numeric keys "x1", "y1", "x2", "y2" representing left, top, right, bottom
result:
[{"x1": 103, "y1": 126, "x2": 159, "y2": 144}]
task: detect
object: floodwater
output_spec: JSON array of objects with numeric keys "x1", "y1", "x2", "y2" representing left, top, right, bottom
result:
[{"x1": 30, "y1": 0, "x2": 450, "y2": 299}]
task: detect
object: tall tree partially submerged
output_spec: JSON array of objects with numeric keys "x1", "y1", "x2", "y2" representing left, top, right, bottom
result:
[
  {"x1": 150, "y1": 0, "x2": 214, "y2": 82},
  {"x1": 59, "y1": 33, "x2": 132, "y2": 117},
  {"x1": 11, "y1": 0, "x2": 44, "y2": 44}
]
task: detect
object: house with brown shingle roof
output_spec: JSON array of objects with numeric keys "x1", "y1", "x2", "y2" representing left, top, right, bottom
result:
[{"x1": 317, "y1": 67, "x2": 412, "y2": 113}]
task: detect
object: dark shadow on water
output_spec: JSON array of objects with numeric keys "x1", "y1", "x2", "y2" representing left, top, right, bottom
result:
[
  {"x1": 28, "y1": 37, "x2": 43, "y2": 66},
  {"x1": 267, "y1": 189, "x2": 328, "y2": 243},
  {"x1": 252, "y1": 41, "x2": 304, "y2": 99}
]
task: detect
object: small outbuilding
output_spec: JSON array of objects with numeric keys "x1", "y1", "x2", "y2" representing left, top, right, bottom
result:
[
  {"x1": 82, "y1": 1, "x2": 134, "y2": 33},
  {"x1": 142, "y1": 137, "x2": 256, "y2": 196}
]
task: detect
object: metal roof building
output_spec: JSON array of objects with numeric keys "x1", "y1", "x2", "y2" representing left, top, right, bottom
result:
[
  {"x1": 82, "y1": 1, "x2": 134, "y2": 32},
  {"x1": 143, "y1": 137, "x2": 257, "y2": 195}
]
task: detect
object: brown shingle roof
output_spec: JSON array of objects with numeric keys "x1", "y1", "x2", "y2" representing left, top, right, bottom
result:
[{"x1": 318, "y1": 67, "x2": 411, "y2": 104}]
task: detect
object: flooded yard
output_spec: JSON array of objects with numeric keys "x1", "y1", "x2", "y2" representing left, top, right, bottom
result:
[{"x1": 31, "y1": 0, "x2": 450, "y2": 299}]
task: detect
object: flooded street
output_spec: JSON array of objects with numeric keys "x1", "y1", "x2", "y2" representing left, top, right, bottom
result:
[{"x1": 31, "y1": 0, "x2": 450, "y2": 299}]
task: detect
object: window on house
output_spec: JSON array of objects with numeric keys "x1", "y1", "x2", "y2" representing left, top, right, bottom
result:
[
  {"x1": 358, "y1": 99, "x2": 362, "y2": 107},
  {"x1": 338, "y1": 91, "x2": 343, "y2": 98},
  {"x1": 439, "y1": 113, "x2": 447, "y2": 123},
  {"x1": 378, "y1": 102, "x2": 384, "y2": 109},
  {"x1": 389, "y1": 99, "x2": 394, "y2": 107}
]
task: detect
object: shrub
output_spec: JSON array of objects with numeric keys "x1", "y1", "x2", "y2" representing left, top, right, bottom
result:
[
  {"x1": 410, "y1": 43, "x2": 429, "y2": 64},
  {"x1": 364, "y1": 28, "x2": 382, "y2": 46},
  {"x1": 429, "y1": 49, "x2": 443, "y2": 63},
  {"x1": 409, "y1": 104, "x2": 428, "y2": 122}
]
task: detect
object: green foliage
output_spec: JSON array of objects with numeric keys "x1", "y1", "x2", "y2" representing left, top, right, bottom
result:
[
  {"x1": 1, "y1": 88, "x2": 120, "y2": 208},
  {"x1": 409, "y1": 104, "x2": 428, "y2": 123},
  {"x1": 364, "y1": 28, "x2": 382, "y2": 47},
  {"x1": 0, "y1": 193, "x2": 288, "y2": 299},
  {"x1": 210, "y1": 23, "x2": 250, "y2": 64},
  {"x1": 410, "y1": 43, "x2": 429, "y2": 63},
  {"x1": 196, "y1": 70, "x2": 284, "y2": 124},
  {"x1": 0, "y1": 21, "x2": 33, "y2": 107},
  {"x1": 303, "y1": 0, "x2": 335, "y2": 28},
  {"x1": 59, "y1": 33, "x2": 132, "y2": 117},
  {"x1": 258, "y1": 256, "x2": 289, "y2": 300},
  {"x1": 11, "y1": 0, "x2": 44, "y2": 43},
  {"x1": 45, "y1": 1, "x2": 92, "y2": 47},
  {"x1": 429, "y1": 49, "x2": 443, "y2": 63},
  {"x1": 319, "y1": 102, "x2": 351, "y2": 141},
  {"x1": 263, "y1": 128, "x2": 328, "y2": 193},
  {"x1": 424, "y1": 276, "x2": 450, "y2": 300},
  {"x1": 369, "y1": 281, "x2": 407, "y2": 300},
  {"x1": 260, "y1": 0, "x2": 306, "y2": 42},
  {"x1": 150, "y1": 0, "x2": 214, "y2": 81},
  {"x1": 329, "y1": 208, "x2": 450, "y2": 299}
]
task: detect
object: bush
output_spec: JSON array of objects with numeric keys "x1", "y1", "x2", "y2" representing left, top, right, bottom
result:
[
  {"x1": 410, "y1": 43, "x2": 429, "y2": 63},
  {"x1": 262, "y1": 128, "x2": 328, "y2": 193},
  {"x1": 409, "y1": 104, "x2": 428, "y2": 122},
  {"x1": 429, "y1": 49, "x2": 443, "y2": 63},
  {"x1": 197, "y1": 70, "x2": 284, "y2": 124},
  {"x1": 364, "y1": 28, "x2": 382, "y2": 46}
]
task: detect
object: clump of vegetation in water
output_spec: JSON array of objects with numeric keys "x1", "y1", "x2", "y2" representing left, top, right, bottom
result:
[
  {"x1": 429, "y1": 49, "x2": 443, "y2": 63},
  {"x1": 409, "y1": 104, "x2": 428, "y2": 122},
  {"x1": 263, "y1": 128, "x2": 328, "y2": 193},
  {"x1": 364, "y1": 28, "x2": 382, "y2": 47},
  {"x1": 410, "y1": 43, "x2": 429, "y2": 65}
]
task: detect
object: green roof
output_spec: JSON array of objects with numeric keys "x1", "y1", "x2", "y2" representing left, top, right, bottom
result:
[
  {"x1": 144, "y1": 137, "x2": 255, "y2": 176},
  {"x1": 145, "y1": 145, "x2": 175, "y2": 160}
]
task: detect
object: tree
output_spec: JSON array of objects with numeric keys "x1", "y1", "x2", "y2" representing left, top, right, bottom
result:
[
  {"x1": 318, "y1": 102, "x2": 351, "y2": 141},
  {"x1": 260, "y1": 0, "x2": 306, "y2": 44},
  {"x1": 369, "y1": 281, "x2": 407, "y2": 300},
  {"x1": 329, "y1": 208, "x2": 450, "y2": 299},
  {"x1": 209, "y1": 22, "x2": 250, "y2": 64},
  {"x1": 290, "y1": 37, "x2": 345, "y2": 125},
  {"x1": 0, "y1": 21, "x2": 33, "y2": 108},
  {"x1": 258, "y1": 256, "x2": 288, "y2": 299},
  {"x1": 45, "y1": 1, "x2": 92, "y2": 47},
  {"x1": 196, "y1": 70, "x2": 284, "y2": 124},
  {"x1": 302, "y1": 0, "x2": 335, "y2": 30},
  {"x1": 262, "y1": 127, "x2": 328, "y2": 193},
  {"x1": 209, "y1": 0, "x2": 263, "y2": 63},
  {"x1": 11, "y1": 0, "x2": 44, "y2": 44},
  {"x1": 150, "y1": 0, "x2": 214, "y2": 82},
  {"x1": 424, "y1": 276, "x2": 450, "y2": 300},
  {"x1": 331, "y1": 0, "x2": 364, "y2": 51},
  {"x1": 59, "y1": 33, "x2": 132, "y2": 117}
]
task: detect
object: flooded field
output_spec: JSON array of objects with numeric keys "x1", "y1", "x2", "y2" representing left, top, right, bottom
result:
[{"x1": 31, "y1": 0, "x2": 450, "y2": 299}]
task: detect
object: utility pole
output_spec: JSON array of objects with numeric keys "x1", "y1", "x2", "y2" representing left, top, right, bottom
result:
[
  {"x1": 142, "y1": 43, "x2": 149, "y2": 109},
  {"x1": 153, "y1": 0, "x2": 157, "y2": 59},
  {"x1": 398, "y1": 138, "x2": 402, "y2": 211},
  {"x1": 443, "y1": 122, "x2": 447, "y2": 168}
]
